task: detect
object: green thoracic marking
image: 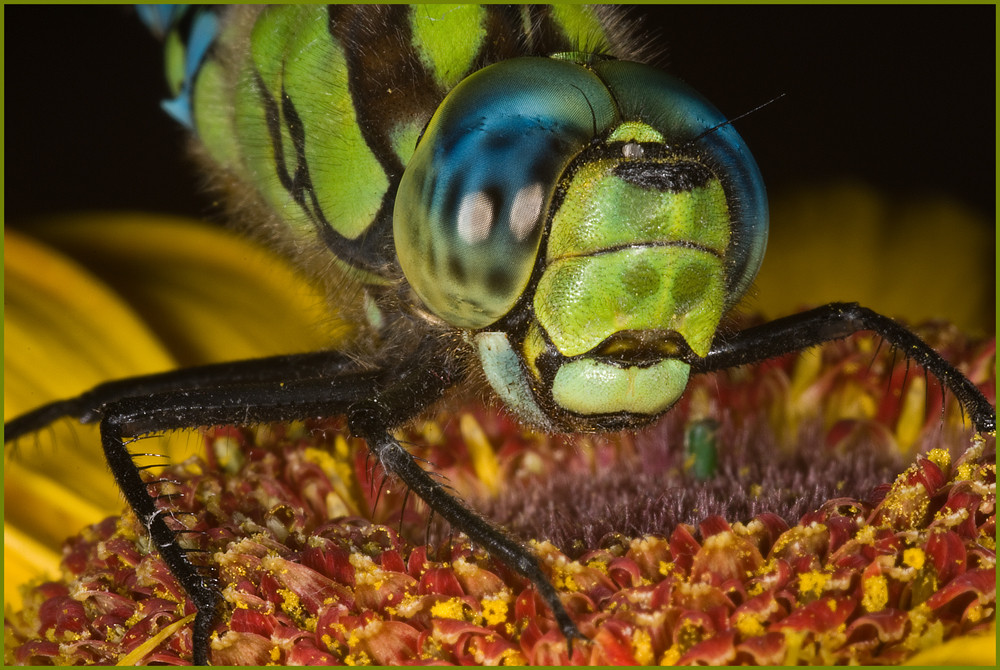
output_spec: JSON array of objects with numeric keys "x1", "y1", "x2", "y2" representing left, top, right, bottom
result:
[
  {"x1": 534, "y1": 247, "x2": 726, "y2": 359},
  {"x1": 235, "y1": 6, "x2": 308, "y2": 218},
  {"x1": 193, "y1": 58, "x2": 240, "y2": 171},
  {"x1": 549, "y1": 4, "x2": 612, "y2": 55},
  {"x1": 281, "y1": 8, "x2": 387, "y2": 240},
  {"x1": 163, "y1": 29, "x2": 185, "y2": 98},
  {"x1": 390, "y1": 119, "x2": 425, "y2": 167},
  {"x1": 410, "y1": 4, "x2": 486, "y2": 91},
  {"x1": 552, "y1": 357, "x2": 691, "y2": 416},
  {"x1": 547, "y1": 159, "x2": 731, "y2": 262},
  {"x1": 224, "y1": 6, "x2": 388, "y2": 241}
]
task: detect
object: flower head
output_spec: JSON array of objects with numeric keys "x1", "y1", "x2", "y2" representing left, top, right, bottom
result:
[{"x1": 5, "y1": 213, "x2": 995, "y2": 665}]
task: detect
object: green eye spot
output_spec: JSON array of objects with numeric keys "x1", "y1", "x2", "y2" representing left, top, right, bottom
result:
[
  {"x1": 671, "y1": 260, "x2": 711, "y2": 314},
  {"x1": 620, "y1": 260, "x2": 661, "y2": 303}
]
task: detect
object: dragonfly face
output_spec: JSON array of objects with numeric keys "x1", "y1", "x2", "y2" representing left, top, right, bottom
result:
[{"x1": 396, "y1": 56, "x2": 767, "y2": 431}]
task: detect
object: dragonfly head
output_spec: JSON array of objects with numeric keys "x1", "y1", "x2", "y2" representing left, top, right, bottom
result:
[{"x1": 394, "y1": 56, "x2": 768, "y2": 431}]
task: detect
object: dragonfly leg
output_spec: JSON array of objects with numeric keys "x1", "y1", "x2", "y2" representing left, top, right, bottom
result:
[
  {"x1": 693, "y1": 302, "x2": 995, "y2": 433},
  {"x1": 101, "y1": 410, "x2": 220, "y2": 666},
  {"x1": 350, "y1": 403, "x2": 585, "y2": 650},
  {"x1": 58, "y1": 342, "x2": 456, "y2": 664}
]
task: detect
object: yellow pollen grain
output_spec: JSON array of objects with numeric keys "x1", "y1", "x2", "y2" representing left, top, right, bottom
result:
[
  {"x1": 481, "y1": 598, "x2": 508, "y2": 626},
  {"x1": 903, "y1": 547, "x2": 926, "y2": 570},
  {"x1": 735, "y1": 612, "x2": 765, "y2": 637},
  {"x1": 676, "y1": 618, "x2": 703, "y2": 650},
  {"x1": 956, "y1": 462, "x2": 975, "y2": 481},
  {"x1": 798, "y1": 571, "x2": 828, "y2": 597},
  {"x1": 344, "y1": 650, "x2": 371, "y2": 666},
  {"x1": 270, "y1": 646, "x2": 281, "y2": 662},
  {"x1": 862, "y1": 575, "x2": 888, "y2": 612},
  {"x1": 278, "y1": 588, "x2": 303, "y2": 618},
  {"x1": 586, "y1": 558, "x2": 609, "y2": 575},
  {"x1": 926, "y1": 448, "x2": 951, "y2": 471},
  {"x1": 631, "y1": 628, "x2": 654, "y2": 665},
  {"x1": 856, "y1": 525, "x2": 876, "y2": 544},
  {"x1": 781, "y1": 629, "x2": 808, "y2": 665},
  {"x1": 965, "y1": 602, "x2": 985, "y2": 623},
  {"x1": 497, "y1": 648, "x2": 526, "y2": 665},
  {"x1": 431, "y1": 597, "x2": 467, "y2": 621},
  {"x1": 660, "y1": 646, "x2": 682, "y2": 665}
]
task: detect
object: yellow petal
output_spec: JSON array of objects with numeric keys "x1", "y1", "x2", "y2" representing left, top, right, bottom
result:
[
  {"x1": 24, "y1": 212, "x2": 336, "y2": 364},
  {"x1": 755, "y1": 183, "x2": 994, "y2": 333},
  {"x1": 4, "y1": 214, "x2": 336, "y2": 610},
  {"x1": 903, "y1": 625, "x2": 996, "y2": 666}
]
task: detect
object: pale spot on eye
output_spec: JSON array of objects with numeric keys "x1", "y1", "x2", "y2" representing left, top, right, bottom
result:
[
  {"x1": 457, "y1": 191, "x2": 494, "y2": 244},
  {"x1": 509, "y1": 183, "x2": 544, "y2": 241},
  {"x1": 622, "y1": 142, "x2": 644, "y2": 158}
]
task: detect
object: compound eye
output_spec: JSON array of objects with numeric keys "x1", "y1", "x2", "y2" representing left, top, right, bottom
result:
[{"x1": 394, "y1": 58, "x2": 616, "y2": 329}]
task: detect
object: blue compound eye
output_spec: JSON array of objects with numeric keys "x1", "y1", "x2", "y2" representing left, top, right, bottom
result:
[
  {"x1": 394, "y1": 58, "x2": 618, "y2": 329},
  {"x1": 594, "y1": 60, "x2": 768, "y2": 305},
  {"x1": 394, "y1": 56, "x2": 768, "y2": 331}
]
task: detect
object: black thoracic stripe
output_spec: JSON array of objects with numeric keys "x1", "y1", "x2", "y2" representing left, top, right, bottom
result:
[
  {"x1": 473, "y1": 6, "x2": 533, "y2": 69},
  {"x1": 331, "y1": 5, "x2": 441, "y2": 275},
  {"x1": 255, "y1": 70, "x2": 294, "y2": 194},
  {"x1": 253, "y1": 69, "x2": 393, "y2": 276},
  {"x1": 524, "y1": 5, "x2": 580, "y2": 56}
]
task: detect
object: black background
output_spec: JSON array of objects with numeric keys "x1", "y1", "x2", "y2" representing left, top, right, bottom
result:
[{"x1": 5, "y1": 5, "x2": 994, "y2": 224}]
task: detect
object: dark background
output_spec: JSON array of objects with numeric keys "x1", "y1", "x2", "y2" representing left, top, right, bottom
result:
[{"x1": 5, "y1": 5, "x2": 994, "y2": 224}]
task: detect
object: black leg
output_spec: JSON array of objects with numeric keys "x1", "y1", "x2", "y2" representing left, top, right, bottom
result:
[
  {"x1": 101, "y1": 418, "x2": 220, "y2": 666},
  {"x1": 691, "y1": 302, "x2": 995, "y2": 433},
  {"x1": 4, "y1": 350, "x2": 364, "y2": 441},
  {"x1": 54, "y1": 337, "x2": 580, "y2": 663},
  {"x1": 348, "y1": 405, "x2": 584, "y2": 652},
  {"x1": 22, "y1": 340, "x2": 449, "y2": 664}
]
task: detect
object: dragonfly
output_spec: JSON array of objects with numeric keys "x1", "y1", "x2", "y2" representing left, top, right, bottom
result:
[{"x1": 5, "y1": 5, "x2": 995, "y2": 665}]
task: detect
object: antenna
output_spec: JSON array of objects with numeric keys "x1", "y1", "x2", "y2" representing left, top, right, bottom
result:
[{"x1": 686, "y1": 93, "x2": 786, "y2": 145}]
